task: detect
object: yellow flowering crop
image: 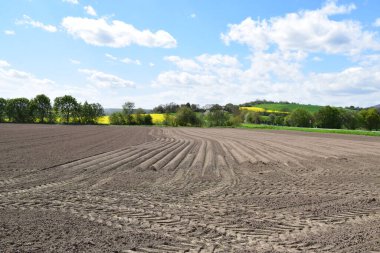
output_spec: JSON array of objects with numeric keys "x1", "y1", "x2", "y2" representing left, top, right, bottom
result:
[{"x1": 239, "y1": 107, "x2": 289, "y2": 114}]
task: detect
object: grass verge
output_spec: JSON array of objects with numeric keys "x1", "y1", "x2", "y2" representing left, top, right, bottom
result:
[{"x1": 240, "y1": 123, "x2": 380, "y2": 137}]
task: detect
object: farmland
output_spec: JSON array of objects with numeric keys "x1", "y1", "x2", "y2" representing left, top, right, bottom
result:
[
  {"x1": 242, "y1": 103, "x2": 322, "y2": 113},
  {"x1": 97, "y1": 114, "x2": 165, "y2": 125},
  {"x1": 0, "y1": 124, "x2": 379, "y2": 252}
]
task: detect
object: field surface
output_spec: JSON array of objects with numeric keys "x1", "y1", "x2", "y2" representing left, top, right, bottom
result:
[{"x1": 0, "y1": 124, "x2": 379, "y2": 252}]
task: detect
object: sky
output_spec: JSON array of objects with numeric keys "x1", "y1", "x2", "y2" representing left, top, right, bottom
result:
[{"x1": 1, "y1": 0, "x2": 380, "y2": 108}]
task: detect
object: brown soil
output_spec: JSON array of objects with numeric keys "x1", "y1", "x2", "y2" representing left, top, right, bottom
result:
[{"x1": 0, "y1": 124, "x2": 379, "y2": 252}]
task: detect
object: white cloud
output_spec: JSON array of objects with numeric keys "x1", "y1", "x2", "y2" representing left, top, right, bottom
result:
[
  {"x1": 70, "y1": 59, "x2": 81, "y2": 65},
  {"x1": 164, "y1": 56, "x2": 201, "y2": 71},
  {"x1": 149, "y1": 62, "x2": 155, "y2": 67},
  {"x1": 84, "y1": 5, "x2": 97, "y2": 16},
  {"x1": 62, "y1": 17, "x2": 177, "y2": 48},
  {"x1": 0, "y1": 60, "x2": 128, "y2": 107},
  {"x1": 105, "y1": 54, "x2": 141, "y2": 65},
  {"x1": 196, "y1": 54, "x2": 240, "y2": 67},
  {"x1": 4, "y1": 30, "x2": 15, "y2": 36},
  {"x1": 63, "y1": 0, "x2": 79, "y2": 4},
  {"x1": 121, "y1": 57, "x2": 141, "y2": 65},
  {"x1": 374, "y1": 18, "x2": 380, "y2": 27},
  {"x1": 105, "y1": 53, "x2": 118, "y2": 61},
  {"x1": 152, "y1": 48, "x2": 380, "y2": 107},
  {"x1": 0, "y1": 60, "x2": 57, "y2": 99},
  {"x1": 190, "y1": 13, "x2": 197, "y2": 19},
  {"x1": 79, "y1": 69, "x2": 135, "y2": 88},
  {"x1": 16, "y1": 15, "x2": 57, "y2": 33},
  {"x1": 0, "y1": 60, "x2": 11, "y2": 68},
  {"x1": 221, "y1": 1, "x2": 380, "y2": 55},
  {"x1": 306, "y1": 66, "x2": 380, "y2": 95},
  {"x1": 155, "y1": 54, "x2": 243, "y2": 90}
]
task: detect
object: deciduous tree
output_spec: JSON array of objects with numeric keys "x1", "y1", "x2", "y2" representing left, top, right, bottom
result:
[
  {"x1": 54, "y1": 95, "x2": 78, "y2": 124},
  {"x1": 30, "y1": 94, "x2": 52, "y2": 123}
]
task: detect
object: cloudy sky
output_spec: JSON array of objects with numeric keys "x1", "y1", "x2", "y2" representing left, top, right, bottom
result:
[{"x1": 1, "y1": 0, "x2": 380, "y2": 108}]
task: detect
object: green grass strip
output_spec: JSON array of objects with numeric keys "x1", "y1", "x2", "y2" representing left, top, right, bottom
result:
[{"x1": 240, "y1": 123, "x2": 380, "y2": 137}]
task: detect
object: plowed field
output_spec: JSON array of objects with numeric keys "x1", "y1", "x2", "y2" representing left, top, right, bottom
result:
[{"x1": 0, "y1": 124, "x2": 379, "y2": 252}]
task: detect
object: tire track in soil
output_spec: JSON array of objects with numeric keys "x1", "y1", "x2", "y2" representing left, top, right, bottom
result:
[{"x1": 1, "y1": 126, "x2": 380, "y2": 252}]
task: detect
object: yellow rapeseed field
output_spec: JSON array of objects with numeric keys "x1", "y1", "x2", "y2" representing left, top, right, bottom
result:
[
  {"x1": 96, "y1": 114, "x2": 165, "y2": 125},
  {"x1": 240, "y1": 107, "x2": 266, "y2": 112},
  {"x1": 239, "y1": 107, "x2": 289, "y2": 114},
  {"x1": 97, "y1": 116, "x2": 110, "y2": 124},
  {"x1": 149, "y1": 114, "x2": 165, "y2": 124}
]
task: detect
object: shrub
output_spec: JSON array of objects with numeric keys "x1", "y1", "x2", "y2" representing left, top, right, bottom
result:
[
  {"x1": 287, "y1": 108, "x2": 313, "y2": 127},
  {"x1": 109, "y1": 112, "x2": 126, "y2": 125},
  {"x1": 360, "y1": 108, "x2": 380, "y2": 130},
  {"x1": 175, "y1": 107, "x2": 199, "y2": 126}
]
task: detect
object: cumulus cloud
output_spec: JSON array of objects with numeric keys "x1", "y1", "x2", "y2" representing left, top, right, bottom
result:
[
  {"x1": 84, "y1": 5, "x2": 97, "y2": 16},
  {"x1": 79, "y1": 69, "x2": 135, "y2": 88},
  {"x1": 221, "y1": 1, "x2": 380, "y2": 55},
  {"x1": 0, "y1": 60, "x2": 11, "y2": 68},
  {"x1": 63, "y1": 0, "x2": 79, "y2": 4},
  {"x1": 152, "y1": 47, "x2": 380, "y2": 107},
  {"x1": 154, "y1": 54, "x2": 242, "y2": 90},
  {"x1": 374, "y1": 18, "x2": 380, "y2": 27},
  {"x1": 164, "y1": 56, "x2": 201, "y2": 71},
  {"x1": 62, "y1": 17, "x2": 177, "y2": 48},
  {"x1": 0, "y1": 59, "x2": 58, "y2": 99},
  {"x1": 0, "y1": 60, "x2": 130, "y2": 107},
  {"x1": 4, "y1": 30, "x2": 15, "y2": 35},
  {"x1": 16, "y1": 15, "x2": 57, "y2": 33}
]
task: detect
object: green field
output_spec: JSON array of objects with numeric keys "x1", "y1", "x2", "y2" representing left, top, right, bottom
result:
[
  {"x1": 252, "y1": 103, "x2": 322, "y2": 113},
  {"x1": 240, "y1": 123, "x2": 380, "y2": 137}
]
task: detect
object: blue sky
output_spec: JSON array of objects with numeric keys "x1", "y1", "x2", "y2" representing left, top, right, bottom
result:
[{"x1": 1, "y1": 0, "x2": 380, "y2": 108}]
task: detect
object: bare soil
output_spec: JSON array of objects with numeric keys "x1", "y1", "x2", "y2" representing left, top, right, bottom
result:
[{"x1": 0, "y1": 124, "x2": 379, "y2": 252}]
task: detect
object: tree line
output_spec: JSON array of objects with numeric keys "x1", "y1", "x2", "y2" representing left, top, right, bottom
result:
[
  {"x1": 109, "y1": 102, "x2": 153, "y2": 125},
  {"x1": 244, "y1": 106, "x2": 380, "y2": 131},
  {"x1": 134, "y1": 101, "x2": 380, "y2": 130},
  {"x1": 1, "y1": 95, "x2": 379, "y2": 131},
  {"x1": 0, "y1": 94, "x2": 104, "y2": 124}
]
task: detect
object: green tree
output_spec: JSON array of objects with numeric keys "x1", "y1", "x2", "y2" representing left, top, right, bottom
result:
[
  {"x1": 245, "y1": 111, "x2": 260, "y2": 124},
  {"x1": 54, "y1": 95, "x2": 78, "y2": 124},
  {"x1": 360, "y1": 108, "x2": 380, "y2": 130},
  {"x1": 274, "y1": 116, "x2": 285, "y2": 126},
  {"x1": 205, "y1": 105, "x2": 230, "y2": 127},
  {"x1": 228, "y1": 114, "x2": 242, "y2": 127},
  {"x1": 80, "y1": 101, "x2": 104, "y2": 124},
  {"x1": 0, "y1": 98, "x2": 7, "y2": 122},
  {"x1": 287, "y1": 108, "x2": 313, "y2": 127},
  {"x1": 175, "y1": 106, "x2": 199, "y2": 126},
  {"x1": 340, "y1": 109, "x2": 361, "y2": 130},
  {"x1": 163, "y1": 113, "x2": 176, "y2": 126},
  {"x1": 224, "y1": 103, "x2": 240, "y2": 115},
  {"x1": 30, "y1": 94, "x2": 52, "y2": 123},
  {"x1": 143, "y1": 114, "x2": 153, "y2": 125},
  {"x1": 122, "y1": 101, "x2": 135, "y2": 124},
  {"x1": 5, "y1": 98, "x2": 31, "y2": 123},
  {"x1": 109, "y1": 112, "x2": 126, "y2": 125},
  {"x1": 135, "y1": 108, "x2": 145, "y2": 125},
  {"x1": 315, "y1": 106, "x2": 342, "y2": 129},
  {"x1": 268, "y1": 113, "x2": 276, "y2": 125}
]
